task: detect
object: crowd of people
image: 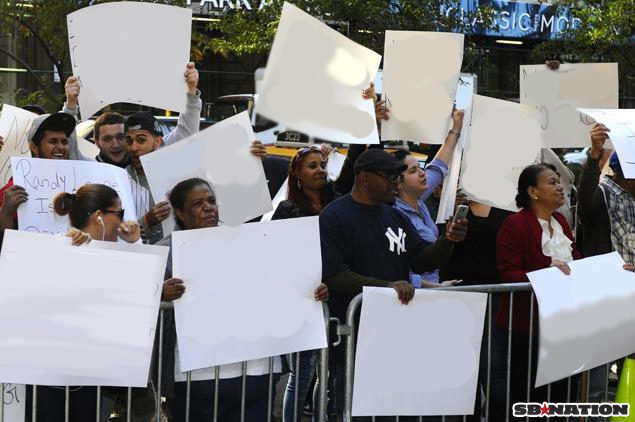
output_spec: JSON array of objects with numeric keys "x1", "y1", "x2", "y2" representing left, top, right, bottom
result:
[{"x1": 0, "y1": 59, "x2": 633, "y2": 422}]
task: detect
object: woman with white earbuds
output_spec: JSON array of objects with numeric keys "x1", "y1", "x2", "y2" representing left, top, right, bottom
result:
[
  {"x1": 25, "y1": 184, "x2": 141, "y2": 422},
  {"x1": 53, "y1": 183, "x2": 140, "y2": 245}
]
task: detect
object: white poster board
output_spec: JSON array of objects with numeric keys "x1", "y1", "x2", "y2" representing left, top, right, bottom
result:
[
  {"x1": 140, "y1": 111, "x2": 271, "y2": 232},
  {"x1": 520, "y1": 63, "x2": 618, "y2": 148},
  {"x1": 256, "y1": 2, "x2": 381, "y2": 145},
  {"x1": 67, "y1": 2, "x2": 191, "y2": 119},
  {"x1": 352, "y1": 287, "x2": 487, "y2": 416},
  {"x1": 435, "y1": 74, "x2": 476, "y2": 224},
  {"x1": 260, "y1": 176, "x2": 288, "y2": 223},
  {"x1": 173, "y1": 217, "x2": 326, "y2": 371},
  {"x1": 2, "y1": 383, "x2": 25, "y2": 422},
  {"x1": 0, "y1": 230, "x2": 169, "y2": 387},
  {"x1": 460, "y1": 95, "x2": 542, "y2": 212},
  {"x1": 381, "y1": 31, "x2": 464, "y2": 144},
  {"x1": 11, "y1": 157, "x2": 144, "y2": 234},
  {"x1": 77, "y1": 136, "x2": 99, "y2": 159},
  {"x1": 579, "y1": 109, "x2": 635, "y2": 179},
  {"x1": 0, "y1": 105, "x2": 36, "y2": 186},
  {"x1": 527, "y1": 252, "x2": 635, "y2": 387}
]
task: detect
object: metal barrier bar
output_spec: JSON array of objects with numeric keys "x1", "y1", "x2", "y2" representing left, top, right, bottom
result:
[
  {"x1": 267, "y1": 358, "x2": 274, "y2": 422},
  {"x1": 157, "y1": 307, "x2": 164, "y2": 421},
  {"x1": 213, "y1": 366, "x2": 220, "y2": 422},
  {"x1": 126, "y1": 387, "x2": 132, "y2": 422},
  {"x1": 240, "y1": 361, "x2": 247, "y2": 422},
  {"x1": 0, "y1": 384, "x2": 4, "y2": 422},
  {"x1": 344, "y1": 294, "x2": 363, "y2": 422},
  {"x1": 293, "y1": 352, "x2": 300, "y2": 422},
  {"x1": 506, "y1": 291, "x2": 514, "y2": 422},
  {"x1": 95, "y1": 386, "x2": 101, "y2": 422},
  {"x1": 185, "y1": 370, "x2": 191, "y2": 422},
  {"x1": 317, "y1": 303, "x2": 330, "y2": 422},
  {"x1": 32, "y1": 385, "x2": 37, "y2": 422},
  {"x1": 64, "y1": 386, "x2": 69, "y2": 422},
  {"x1": 485, "y1": 296, "x2": 492, "y2": 422}
]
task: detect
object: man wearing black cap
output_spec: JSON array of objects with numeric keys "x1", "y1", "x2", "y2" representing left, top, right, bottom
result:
[
  {"x1": 319, "y1": 148, "x2": 468, "y2": 415},
  {"x1": 578, "y1": 123, "x2": 635, "y2": 269},
  {"x1": 0, "y1": 112, "x2": 77, "y2": 236}
]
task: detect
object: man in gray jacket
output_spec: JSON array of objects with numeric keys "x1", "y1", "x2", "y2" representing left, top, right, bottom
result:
[{"x1": 63, "y1": 63, "x2": 202, "y2": 244}]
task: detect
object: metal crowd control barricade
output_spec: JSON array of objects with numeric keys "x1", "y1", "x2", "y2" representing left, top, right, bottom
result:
[
  {"x1": 0, "y1": 302, "x2": 331, "y2": 422},
  {"x1": 340, "y1": 283, "x2": 614, "y2": 422}
]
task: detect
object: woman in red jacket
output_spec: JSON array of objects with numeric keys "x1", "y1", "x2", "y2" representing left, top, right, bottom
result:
[{"x1": 494, "y1": 163, "x2": 581, "y2": 418}]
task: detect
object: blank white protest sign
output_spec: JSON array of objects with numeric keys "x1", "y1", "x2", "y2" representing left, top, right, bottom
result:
[
  {"x1": 528, "y1": 252, "x2": 635, "y2": 387},
  {"x1": 460, "y1": 95, "x2": 542, "y2": 212},
  {"x1": 0, "y1": 230, "x2": 169, "y2": 387},
  {"x1": 578, "y1": 109, "x2": 635, "y2": 179},
  {"x1": 0, "y1": 104, "x2": 36, "y2": 186},
  {"x1": 256, "y1": 2, "x2": 380, "y2": 145},
  {"x1": 435, "y1": 74, "x2": 476, "y2": 224},
  {"x1": 520, "y1": 63, "x2": 618, "y2": 148},
  {"x1": 352, "y1": 287, "x2": 487, "y2": 416},
  {"x1": 381, "y1": 31, "x2": 464, "y2": 144},
  {"x1": 172, "y1": 216, "x2": 326, "y2": 371},
  {"x1": 67, "y1": 2, "x2": 191, "y2": 119},
  {"x1": 140, "y1": 111, "x2": 272, "y2": 232}
]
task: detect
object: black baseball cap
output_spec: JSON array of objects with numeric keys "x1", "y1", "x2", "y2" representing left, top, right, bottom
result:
[
  {"x1": 125, "y1": 112, "x2": 161, "y2": 136},
  {"x1": 28, "y1": 113, "x2": 76, "y2": 145},
  {"x1": 354, "y1": 149, "x2": 407, "y2": 174}
]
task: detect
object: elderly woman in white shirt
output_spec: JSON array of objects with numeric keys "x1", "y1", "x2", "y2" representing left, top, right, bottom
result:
[{"x1": 494, "y1": 163, "x2": 581, "y2": 418}]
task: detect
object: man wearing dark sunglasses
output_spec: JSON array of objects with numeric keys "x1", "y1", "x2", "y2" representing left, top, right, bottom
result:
[{"x1": 319, "y1": 149, "x2": 468, "y2": 416}]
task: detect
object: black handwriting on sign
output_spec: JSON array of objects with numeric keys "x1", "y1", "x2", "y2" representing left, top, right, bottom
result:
[
  {"x1": 13, "y1": 159, "x2": 67, "y2": 192},
  {"x1": 2, "y1": 383, "x2": 21, "y2": 405}
]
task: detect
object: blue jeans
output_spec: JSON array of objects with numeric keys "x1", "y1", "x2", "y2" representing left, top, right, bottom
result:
[{"x1": 283, "y1": 350, "x2": 320, "y2": 422}]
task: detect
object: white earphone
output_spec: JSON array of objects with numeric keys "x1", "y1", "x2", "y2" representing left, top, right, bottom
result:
[{"x1": 97, "y1": 215, "x2": 105, "y2": 241}]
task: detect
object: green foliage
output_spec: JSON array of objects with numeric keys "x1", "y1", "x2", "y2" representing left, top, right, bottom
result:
[
  {"x1": 531, "y1": 0, "x2": 634, "y2": 94},
  {"x1": 0, "y1": 0, "x2": 188, "y2": 100},
  {"x1": 199, "y1": 0, "x2": 496, "y2": 57}
]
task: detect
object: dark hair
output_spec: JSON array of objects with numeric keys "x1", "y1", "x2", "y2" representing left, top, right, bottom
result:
[
  {"x1": 392, "y1": 150, "x2": 411, "y2": 162},
  {"x1": 515, "y1": 163, "x2": 558, "y2": 208},
  {"x1": 53, "y1": 184, "x2": 119, "y2": 229},
  {"x1": 94, "y1": 112, "x2": 125, "y2": 140},
  {"x1": 21, "y1": 104, "x2": 47, "y2": 115},
  {"x1": 168, "y1": 178, "x2": 214, "y2": 227},
  {"x1": 287, "y1": 148, "x2": 329, "y2": 215}
]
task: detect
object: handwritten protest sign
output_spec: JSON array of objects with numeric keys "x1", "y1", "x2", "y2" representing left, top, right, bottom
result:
[
  {"x1": 520, "y1": 63, "x2": 618, "y2": 148},
  {"x1": 11, "y1": 157, "x2": 146, "y2": 234},
  {"x1": 2, "y1": 383, "x2": 25, "y2": 422},
  {"x1": 0, "y1": 105, "x2": 36, "y2": 186}
]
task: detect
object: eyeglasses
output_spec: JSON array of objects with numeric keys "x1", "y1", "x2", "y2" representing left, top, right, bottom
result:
[
  {"x1": 368, "y1": 170, "x2": 404, "y2": 183},
  {"x1": 101, "y1": 209, "x2": 125, "y2": 221}
]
